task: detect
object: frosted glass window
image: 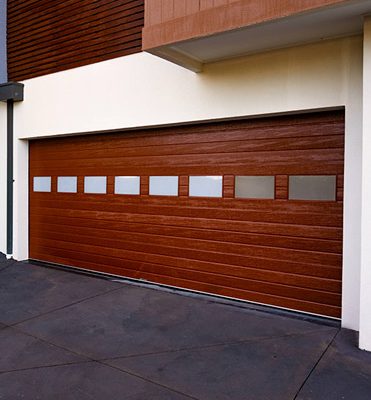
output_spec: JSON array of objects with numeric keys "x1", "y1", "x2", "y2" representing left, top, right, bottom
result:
[
  {"x1": 57, "y1": 177, "x2": 77, "y2": 193},
  {"x1": 149, "y1": 176, "x2": 178, "y2": 196},
  {"x1": 289, "y1": 176, "x2": 336, "y2": 201},
  {"x1": 115, "y1": 176, "x2": 140, "y2": 195},
  {"x1": 189, "y1": 176, "x2": 223, "y2": 198},
  {"x1": 84, "y1": 176, "x2": 107, "y2": 194},
  {"x1": 33, "y1": 177, "x2": 51, "y2": 192},
  {"x1": 235, "y1": 176, "x2": 275, "y2": 199}
]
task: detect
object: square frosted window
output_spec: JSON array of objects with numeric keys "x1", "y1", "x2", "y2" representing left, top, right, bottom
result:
[
  {"x1": 33, "y1": 177, "x2": 51, "y2": 192},
  {"x1": 189, "y1": 176, "x2": 223, "y2": 198},
  {"x1": 289, "y1": 176, "x2": 336, "y2": 201},
  {"x1": 84, "y1": 176, "x2": 107, "y2": 194},
  {"x1": 57, "y1": 177, "x2": 77, "y2": 193},
  {"x1": 115, "y1": 176, "x2": 140, "y2": 195},
  {"x1": 149, "y1": 176, "x2": 178, "y2": 196},
  {"x1": 235, "y1": 176, "x2": 275, "y2": 199}
]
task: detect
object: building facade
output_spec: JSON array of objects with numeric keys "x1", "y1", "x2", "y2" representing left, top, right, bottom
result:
[
  {"x1": 0, "y1": 0, "x2": 6, "y2": 83},
  {"x1": 1, "y1": 0, "x2": 371, "y2": 351}
]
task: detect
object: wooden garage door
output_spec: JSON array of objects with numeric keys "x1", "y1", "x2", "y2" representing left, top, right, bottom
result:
[{"x1": 29, "y1": 111, "x2": 344, "y2": 318}]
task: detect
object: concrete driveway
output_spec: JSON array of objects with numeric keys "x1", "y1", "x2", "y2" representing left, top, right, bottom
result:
[{"x1": 0, "y1": 254, "x2": 370, "y2": 399}]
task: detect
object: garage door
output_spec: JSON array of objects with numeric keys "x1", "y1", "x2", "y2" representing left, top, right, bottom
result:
[{"x1": 29, "y1": 111, "x2": 344, "y2": 318}]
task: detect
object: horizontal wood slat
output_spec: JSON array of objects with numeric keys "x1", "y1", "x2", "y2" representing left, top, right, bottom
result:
[
  {"x1": 7, "y1": 0, "x2": 144, "y2": 81},
  {"x1": 30, "y1": 217, "x2": 343, "y2": 254},
  {"x1": 29, "y1": 111, "x2": 345, "y2": 318}
]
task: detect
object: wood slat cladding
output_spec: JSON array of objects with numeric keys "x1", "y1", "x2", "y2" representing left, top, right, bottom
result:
[
  {"x1": 143, "y1": 0, "x2": 346, "y2": 50},
  {"x1": 29, "y1": 111, "x2": 345, "y2": 318},
  {"x1": 7, "y1": 0, "x2": 144, "y2": 81}
]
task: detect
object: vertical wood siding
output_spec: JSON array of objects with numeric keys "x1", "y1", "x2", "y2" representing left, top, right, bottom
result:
[
  {"x1": 7, "y1": 0, "x2": 144, "y2": 81},
  {"x1": 29, "y1": 111, "x2": 344, "y2": 318},
  {"x1": 142, "y1": 0, "x2": 348, "y2": 51}
]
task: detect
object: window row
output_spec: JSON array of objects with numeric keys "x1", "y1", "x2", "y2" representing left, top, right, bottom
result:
[{"x1": 33, "y1": 175, "x2": 337, "y2": 201}]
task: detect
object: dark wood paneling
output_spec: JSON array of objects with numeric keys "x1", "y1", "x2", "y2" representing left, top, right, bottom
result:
[
  {"x1": 7, "y1": 0, "x2": 144, "y2": 81},
  {"x1": 29, "y1": 111, "x2": 344, "y2": 318}
]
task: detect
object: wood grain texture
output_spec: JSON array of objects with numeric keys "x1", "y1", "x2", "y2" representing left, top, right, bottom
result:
[
  {"x1": 29, "y1": 111, "x2": 345, "y2": 318},
  {"x1": 7, "y1": 0, "x2": 144, "y2": 81},
  {"x1": 143, "y1": 0, "x2": 347, "y2": 50}
]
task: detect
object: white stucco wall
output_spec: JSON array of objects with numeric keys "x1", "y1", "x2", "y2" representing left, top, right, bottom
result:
[
  {"x1": 359, "y1": 17, "x2": 371, "y2": 351},
  {"x1": 14, "y1": 36, "x2": 361, "y2": 139},
  {"x1": 0, "y1": 102, "x2": 6, "y2": 253},
  {"x1": 0, "y1": 35, "x2": 364, "y2": 333}
]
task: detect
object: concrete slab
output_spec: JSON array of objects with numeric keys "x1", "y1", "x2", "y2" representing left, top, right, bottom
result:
[
  {"x1": 0, "y1": 362, "x2": 193, "y2": 400},
  {"x1": 0, "y1": 326, "x2": 88, "y2": 373},
  {"x1": 0, "y1": 262, "x2": 122, "y2": 325},
  {"x1": 297, "y1": 329, "x2": 371, "y2": 399},
  {"x1": 1, "y1": 260, "x2": 368, "y2": 400},
  {"x1": 17, "y1": 282, "x2": 337, "y2": 360},
  {"x1": 106, "y1": 329, "x2": 337, "y2": 400}
]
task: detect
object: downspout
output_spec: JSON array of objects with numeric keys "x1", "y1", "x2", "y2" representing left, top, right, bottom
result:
[{"x1": 0, "y1": 82, "x2": 24, "y2": 259}]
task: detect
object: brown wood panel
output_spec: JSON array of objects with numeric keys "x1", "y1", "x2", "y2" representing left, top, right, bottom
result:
[
  {"x1": 29, "y1": 111, "x2": 344, "y2": 318},
  {"x1": 200, "y1": 0, "x2": 215, "y2": 11},
  {"x1": 30, "y1": 224, "x2": 341, "y2": 268},
  {"x1": 143, "y1": 0, "x2": 347, "y2": 51},
  {"x1": 8, "y1": 8, "x2": 144, "y2": 59},
  {"x1": 276, "y1": 175, "x2": 288, "y2": 200},
  {"x1": 179, "y1": 175, "x2": 189, "y2": 197},
  {"x1": 30, "y1": 202, "x2": 343, "y2": 240},
  {"x1": 7, "y1": 0, "x2": 144, "y2": 81},
  {"x1": 31, "y1": 217, "x2": 343, "y2": 254}
]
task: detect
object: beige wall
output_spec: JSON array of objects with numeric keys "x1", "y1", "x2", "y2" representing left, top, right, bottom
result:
[
  {"x1": 0, "y1": 35, "x2": 364, "y2": 333},
  {"x1": 0, "y1": 102, "x2": 6, "y2": 253},
  {"x1": 360, "y1": 17, "x2": 371, "y2": 351}
]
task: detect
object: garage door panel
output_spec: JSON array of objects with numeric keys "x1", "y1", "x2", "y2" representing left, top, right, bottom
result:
[
  {"x1": 31, "y1": 198, "x2": 343, "y2": 227},
  {"x1": 30, "y1": 111, "x2": 344, "y2": 318},
  {"x1": 30, "y1": 207, "x2": 343, "y2": 241},
  {"x1": 31, "y1": 191, "x2": 344, "y2": 213},
  {"x1": 32, "y1": 224, "x2": 342, "y2": 269},
  {"x1": 30, "y1": 162, "x2": 344, "y2": 177},
  {"x1": 31, "y1": 241, "x2": 341, "y2": 297},
  {"x1": 37, "y1": 222, "x2": 341, "y2": 264},
  {"x1": 30, "y1": 148, "x2": 344, "y2": 171},
  {"x1": 30, "y1": 240, "x2": 341, "y2": 287},
  {"x1": 29, "y1": 135, "x2": 345, "y2": 163},
  {"x1": 31, "y1": 219, "x2": 343, "y2": 255},
  {"x1": 30, "y1": 236, "x2": 341, "y2": 293},
  {"x1": 29, "y1": 116, "x2": 344, "y2": 157}
]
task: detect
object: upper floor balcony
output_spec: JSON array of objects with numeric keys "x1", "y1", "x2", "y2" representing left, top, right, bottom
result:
[{"x1": 142, "y1": 0, "x2": 371, "y2": 71}]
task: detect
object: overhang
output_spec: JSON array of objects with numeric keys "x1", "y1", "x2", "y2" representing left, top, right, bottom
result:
[{"x1": 143, "y1": 0, "x2": 371, "y2": 72}]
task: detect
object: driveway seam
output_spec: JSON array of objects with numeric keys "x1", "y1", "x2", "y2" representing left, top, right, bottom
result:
[
  {"x1": 99, "y1": 360, "x2": 202, "y2": 400},
  {"x1": 98, "y1": 327, "x2": 339, "y2": 362},
  {"x1": 292, "y1": 328, "x2": 340, "y2": 400},
  {"x1": 10, "y1": 322, "x2": 337, "y2": 367},
  {"x1": 8, "y1": 285, "x2": 126, "y2": 328},
  {"x1": 1, "y1": 323, "x2": 202, "y2": 400},
  {"x1": 0, "y1": 360, "x2": 92, "y2": 375}
]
